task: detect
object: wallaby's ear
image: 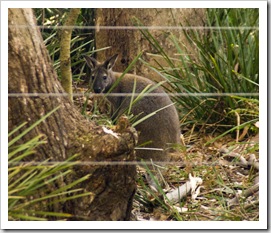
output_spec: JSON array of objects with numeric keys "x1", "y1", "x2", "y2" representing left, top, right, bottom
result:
[
  {"x1": 103, "y1": 54, "x2": 118, "y2": 70},
  {"x1": 84, "y1": 55, "x2": 97, "y2": 70}
]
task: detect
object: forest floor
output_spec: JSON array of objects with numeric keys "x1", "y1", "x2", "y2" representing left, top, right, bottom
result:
[
  {"x1": 73, "y1": 88, "x2": 259, "y2": 221},
  {"x1": 132, "y1": 131, "x2": 259, "y2": 221}
]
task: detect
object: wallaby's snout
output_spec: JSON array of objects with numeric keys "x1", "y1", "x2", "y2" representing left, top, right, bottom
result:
[
  {"x1": 92, "y1": 73, "x2": 107, "y2": 93},
  {"x1": 93, "y1": 86, "x2": 102, "y2": 93}
]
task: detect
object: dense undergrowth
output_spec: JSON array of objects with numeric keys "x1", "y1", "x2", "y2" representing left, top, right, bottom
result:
[{"x1": 8, "y1": 8, "x2": 259, "y2": 221}]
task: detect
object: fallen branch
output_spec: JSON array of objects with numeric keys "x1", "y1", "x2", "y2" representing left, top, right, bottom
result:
[
  {"x1": 228, "y1": 183, "x2": 259, "y2": 207},
  {"x1": 219, "y1": 148, "x2": 259, "y2": 171},
  {"x1": 166, "y1": 174, "x2": 203, "y2": 203},
  {"x1": 248, "y1": 154, "x2": 259, "y2": 170}
]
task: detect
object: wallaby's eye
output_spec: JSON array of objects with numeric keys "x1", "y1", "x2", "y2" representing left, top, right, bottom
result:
[{"x1": 103, "y1": 76, "x2": 107, "y2": 80}]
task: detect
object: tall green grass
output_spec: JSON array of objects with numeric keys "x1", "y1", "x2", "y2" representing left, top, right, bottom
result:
[
  {"x1": 8, "y1": 108, "x2": 93, "y2": 220},
  {"x1": 135, "y1": 8, "x2": 259, "y2": 135}
]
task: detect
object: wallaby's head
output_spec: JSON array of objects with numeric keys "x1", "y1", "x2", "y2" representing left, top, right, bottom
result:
[{"x1": 84, "y1": 54, "x2": 118, "y2": 93}]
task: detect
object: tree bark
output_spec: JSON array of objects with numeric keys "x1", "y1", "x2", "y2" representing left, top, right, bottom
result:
[
  {"x1": 60, "y1": 8, "x2": 81, "y2": 102},
  {"x1": 95, "y1": 8, "x2": 206, "y2": 82},
  {"x1": 8, "y1": 8, "x2": 137, "y2": 221}
]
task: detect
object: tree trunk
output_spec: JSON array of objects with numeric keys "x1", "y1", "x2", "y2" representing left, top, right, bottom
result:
[
  {"x1": 60, "y1": 8, "x2": 81, "y2": 102},
  {"x1": 8, "y1": 8, "x2": 137, "y2": 221},
  {"x1": 95, "y1": 8, "x2": 206, "y2": 82}
]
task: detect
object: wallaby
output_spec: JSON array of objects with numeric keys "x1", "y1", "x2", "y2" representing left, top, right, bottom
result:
[{"x1": 84, "y1": 54, "x2": 180, "y2": 162}]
